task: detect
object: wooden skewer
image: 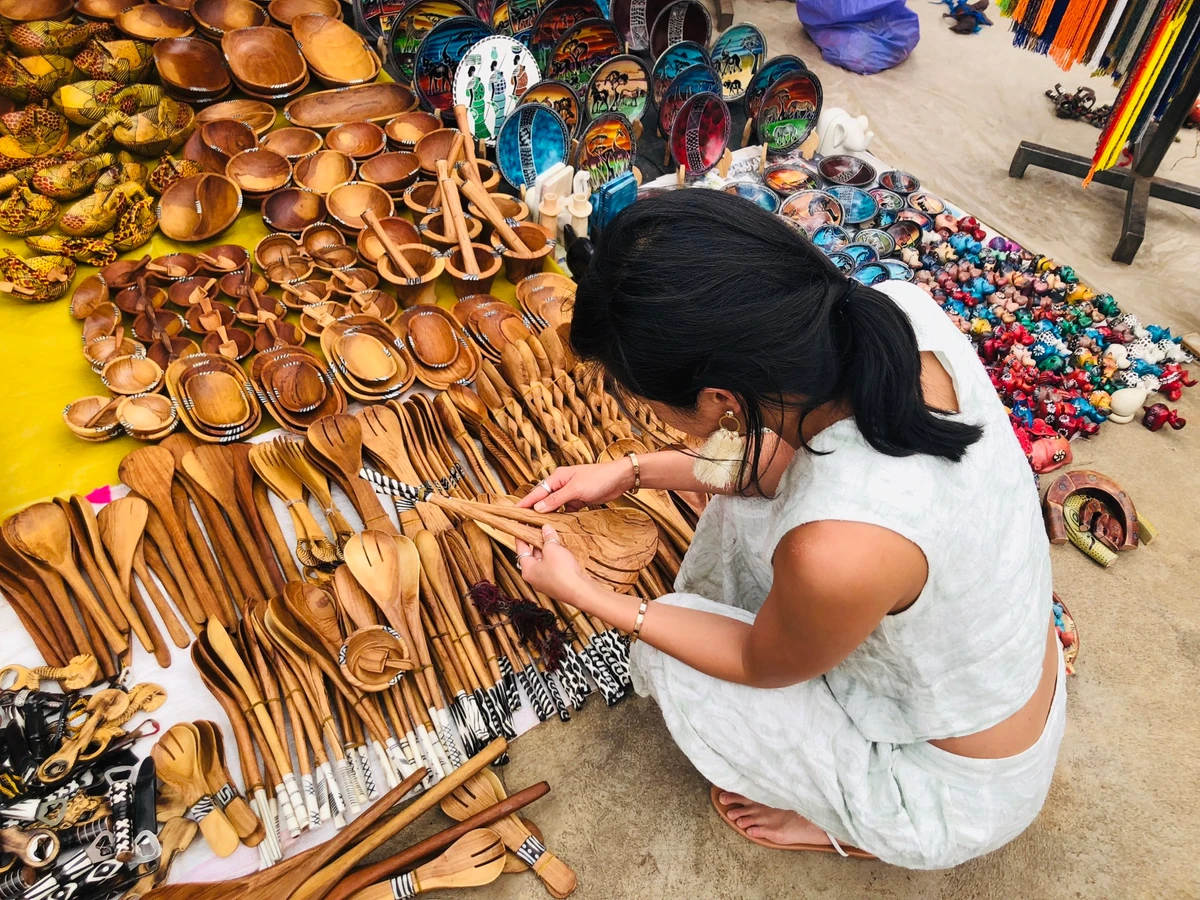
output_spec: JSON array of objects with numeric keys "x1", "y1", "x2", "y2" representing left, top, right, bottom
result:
[
  {"x1": 436, "y1": 159, "x2": 479, "y2": 276},
  {"x1": 458, "y1": 180, "x2": 534, "y2": 258},
  {"x1": 362, "y1": 209, "x2": 420, "y2": 280}
]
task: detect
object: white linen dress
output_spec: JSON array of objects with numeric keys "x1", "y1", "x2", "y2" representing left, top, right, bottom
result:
[{"x1": 630, "y1": 281, "x2": 1066, "y2": 869}]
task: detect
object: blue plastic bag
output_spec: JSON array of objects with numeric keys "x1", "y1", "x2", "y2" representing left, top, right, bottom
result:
[{"x1": 795, "y1": 0, "x2": 920, "y2": 75}]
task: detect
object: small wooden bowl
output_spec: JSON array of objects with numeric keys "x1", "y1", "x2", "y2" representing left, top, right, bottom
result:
[
  {"x1": 118, "y1": 392, "x2": 179, "y2": 438},
  {"x1": 85, "y1": 333, "x2": 145, "y2": 372},
  {"x1": 451, "y1": 158, "x2": 501, "y2": 191},
  {"x1": 328, "y1": 267, "x2": 378, "y2": 296},
  {"x1": 184, "y1": 300, "x2": 236, "y2": 333},
  {"x1": 279, "y1": 277, "x2": 330, "y2": 309},
  {"x1": 253, "y1": 231, "x2": 303, "y2": 269},
  {"x1": 75, "y1": 0, "x2": 146, "y2": 20},
  {"x1": 267, "y1": 0, "x2": 339, "y2": 27},
  {"x1": 254, "y1": 318, "x2": 304, "y2": 350},
  {"x1": 70, "y1": 274, "x2": 110, "y2": 319},
  {"x1": 414, "y1": 128, "x2": 460, "y2": 177},
  {"x1": 197, "y1": 243, "x2": 248, "y2": 273},
  {"x1": 200, "y1": 326, "x2": 253, "y2": 359},
  {"x1": 154, "y1": 36, "x2": 231, "y2": 96},
  {"x1": 194, "y1": 118, "x2": 258, "y2": 172},
  {"x1": 221, "y1": 25, "x2": 307, "y2": 94},
  {"x1": 168, "y1": 275, "x2": 220, "y2": 307},
  {"x1": 293, "y1": 150, "x2": 355, "y2": 195},
  {"x1": 358, "y1": 151, "x2": 419, "y2": 195},
  {"x1": 149, "y1": 252, "x2": 200, "y2": 281},
  {"x1": 82, "y1": 302, "x2": 121, "y2": 343},
  {"x1": 491, "y1": 222, "x2": 555, "y2": 282},
  {"x1": 309, "y1": 243, "x2": 356, "y2": 271},
  {"x1": 385, "y1": 111, "x2": 441, "y2": 151},
  {"x1": 191, "y1": 0, "x2": 265, "y2": 38},
  {"x1": 299, "y1": 299, "x2": 347, "y2": 337},
  {"x1": 402, "y1": 180, "x2": 439, "y2": 217},
  {"x1": 300, "y1": 221, "x2": 344, "y2": 254},
  {"x1": 226, "y1": 147, "x2": 292, "y2": 200},
  {"x1": 1, "y1": 0, "x2": 73, "y2": 21},
  {"x1": 146, "y1": 334, "x2": 200, "y2": 369},
  {"x1": 236, "y1": 293, "x2": 286, "y2": 322},
  {"x1": 516, "y1": 271, "x2": 575, "y2": 306},
  {"x1": 114, "y1": 282, "x2": 168, "y2": 314},
  {"x1": 64, "y1": 396, "x2": 122, "y2": 441},
  {"x1": 356, "y1": 215, "x2": 420, "y2": 267},
  {"x1": 261, "y1": 126, "x2": 322, "y2": 160},
  {"x1": 262, "y1": 186, "x2": 326, "y2": 233},
  {"x1": 325, "y1": 121, "x2": 386, "y2": 160},
  {"x1": 340, "y1": 626, "x2": 412, "y2": 692},
  {"x1": 384, "y1": 243, "x2": 443, "y2": 307},
  {"x1": 258, "y1": 238, "x2": 314, "y2": 284},
  {"x1": 101, "y1": 354, "x2": 165, "y2": 395},
  {"x1": 157, "y1": 173, "x2": 243, "y2": 242},
  {"x1": 443, "y1": 243, "x2": 501, "y2": 299},
  {"x1": 468, "y1": 192, "x2": 528, "y2": 241},
  {"x1": 196, "y1": 99, "x2": 276, "y2": 135},
  {"x1": 327, "y1": 181, "x2": 394, "y2": 233},
  {"x1": 100, "y1": 256, "x2": 151, "y2": 289},
  {"x1": 116, "y1": 3, "x2": 194, "y2": 39},
  {"x1": 419, "y1": 210, "x2": 481, "y2": 251},
  {"x1": 131, "y1": 308, "x2": 187, "y2": 341},
  {"x1": 218, "y1": 268, "x2": 269, "y2": 299},
  {"x1": 345, "y1": 288, "x2": 397, "y2": 321}
]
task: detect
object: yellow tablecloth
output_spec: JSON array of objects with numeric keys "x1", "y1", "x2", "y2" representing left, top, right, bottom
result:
[{"x1": 0, "y1": 164, "x2": 535, "y2": 516}]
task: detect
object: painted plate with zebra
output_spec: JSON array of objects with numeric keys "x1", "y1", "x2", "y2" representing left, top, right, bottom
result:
[
  {"x1": 743, "y1": 52, "x2": 804, "y2": 120},
  {"x1": 383, "y1": 0, "x2": 471, "y2": 84},
  {"x1": 452, "y1": 34, "x2": 539, "y2": 140},
  {"x1": 495, "y1": 101, "x2": 571, "y2": 188},
  {"x1": 649, "y1": 0, "x2": 711, "y2": 58},
  {"x1": 517, "y1": 78, "x2": 582, "y2": 135},
  {"x1": 577, "y1": 112, "x2": 636, "y2": 191},
  {"x1": 546, "y1": 17, "x2": 622, "y2": 91},
  {"x1": 585, "y1": 53, "x2": 649, "y2": 122},
  {"x1": 414, "y1": 16, "x2": 494, "y2": 112},
  {"x1": 657, "y1": 61, "x2": 720, "y2": 136},
  {"x1": 755, "y1": 68, "x2": 822, "y2": 154},
  {"x1": 709, "y1": 22, "x2": 765, "y2": 100},
  {"x1": 529, "y1": 0, "x2": 604, "y2": 70},
  {"x1": 669, "y1": 90, "x2": 728, "y2": 176}
]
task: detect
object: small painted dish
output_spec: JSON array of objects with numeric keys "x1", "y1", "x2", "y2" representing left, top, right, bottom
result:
[
  {"x1": 897, "y1": 208, "x2": 932, "y2": 229},
  {"x1": 817, "y1": 154, "x2": 875, "y2": 187},
  {"x1": 840, "y1": 242, "x2": 878, "y2": 265},
  {"x1": 852, "y1": 229, "x2": 894, "y2": 258},
  {"x1": 657, "y1": 62, "x2": 720, "y2": 136},
  {"x1": 722, "y1": 180, "x2": 778, "y2": 213},
  {"x1": 868, "y1": 187, "x2": 904, "y2": 227},
  {"x1": 669, "y1": 91, "x2": 728, "y2": 176},
  {"x1": 907, "y1": 191, "x2": 945, "y2": 214},
  {"x1": 882, "y1": 260, "x2": 914, "y2": 282},
  {"x1": 810, "y1": 224, "x2": 851, "y2": 253},
  {"x1": 851, "y1": 262, "x2": 889, "y2": 286},
  {"x1": 886, "y1": 220, "x2": 922, "y2": 250},
  {"x1": 756, "y1": 68, "x2": 822, "y2": 155},
  {"x1": 518, "y1": 79, "x2": 582, "y2": 136},
  {"x1": 826, "y1": 250, "x2": 855, "y2": 273},
  {"x1": 578, "y1": 112, "x2": 636, "y2": 191},
  {"x1": 648, "y1": 0, "x2": 710, "y2": 58},
  {"x1": 495, "y1": 102, "x2": 570, "y2": 189},
  {"x1": 826, "y1": 185, "x2": 876, "y2": 225},
  {"x1": 650, "y1": 39, "x2": 710, "y2": 106},
  {"x1": 877, "y1": 169, "x2": 919, "y2": 194},
  {"x1": 743, "y1": 52, "x2": 804, "y2": 121},
  {"x1": 709, "y1": 22, "x2": 766, "y2": 101},
  {"x1": 778, "y1": 188, "x2": 842, "y2": 234},
  {"x1": 762, "y1": 161, "x2": 821, "y2": 196}
]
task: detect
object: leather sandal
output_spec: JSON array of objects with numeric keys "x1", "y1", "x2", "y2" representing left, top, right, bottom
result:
[{"x1": 710, "y1": 786, "x2": 876, "y2": 859}]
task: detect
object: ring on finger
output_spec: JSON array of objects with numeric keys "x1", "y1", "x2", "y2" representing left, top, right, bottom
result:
[
  {"x1": 545, "y1": 538, "x2": 561, "y2": 545},
  {"x1": 539, "y1": 480, "x2": 552, "y2": 493},
  {"x1": 516, "y1": 551, "x2": 534, "y2": 571}
]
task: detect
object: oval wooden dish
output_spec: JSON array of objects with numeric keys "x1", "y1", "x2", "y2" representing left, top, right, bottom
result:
[
  {"x1": 320, "y1": 315, "x2": 415, "y2": 401},
  {"x1": 267, "y1": 0, "x2": 339, "y2": 27},
  {"x1": 222, "y1": 25, "x2": 307, "y2": 95},
  {"x1": 154, "y1": 36, "x2": 231, "y2": 98},
  {"x1": 191, "y1": 0, "x2": 265, "y2": 37},
  {"x1": 115, "y1": 3, "x2": 194, "y2": 39},
  {"x1": 394, "y1": 304, "x2": 480, "y2": 390},
  {"x1": 195, "y1": 99, "x2": 276, "y2": 135},
  {"x1": 250, "y1": 344, "x2": 346, "y2": 432},
  {"x1": 283, "y1": 81, "x2": 418, "y2": 131},
  {"x1": 0, "y1": 0, "x2": 73, "y2": 21},
  {"x1": 157, "y1": 173, "x2": 242, "y2": 241},
  {"x1": 165, "y1": 351, "x2": 261, "y2": 440},
  {"x1": 291, "y1": 13, "x2": 379, "y2": 87}
]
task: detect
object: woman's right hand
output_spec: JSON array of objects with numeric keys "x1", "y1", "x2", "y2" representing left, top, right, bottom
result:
[{"x1": 516, "y1": 460, "x2": 635, "y2": 512}]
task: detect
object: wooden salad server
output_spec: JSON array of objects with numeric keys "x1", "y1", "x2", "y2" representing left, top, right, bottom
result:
[
  {"x1": 151, "y1": 724, "x2": 242, "y2": 858},
  {"x1": 248, "y1": 442, "x2": 339, "y2": 567},
  {"x1": 119, "y1": 446, "x2": 227, "y2": 627},
  {"x1": 4, "y1": 502, "x2": 128, "y2": 655},
  {"x1": 54, "y1": 497, "x2": 131, "y2": 644},
  {"x1": 598, "y1": 439, "x2": 694, "y2": 554},
  {"x1": 193, "y1": 720, "x2": 266, "y2": 849},
  {"x1": 441, "y1": 771, "x2": 577, "y2": 898},
  {"x1": 433, "y1": 392, "x2": 504, "y2": 495},
  {"x1": 304, "y1": 415, "x2": 398, "y2": 535},
  {"x1": 345, "y1": 829, "x2": 506, "y2": 900},
  {"x1": 0, "y1": 528, "x2": 75, "y2": 665},
  {"x1": 272, "y1": 436, "x2": 356, "y2": 550},
  {"x1": 356, "y1": 405, "x2": 426, "y2": 535}
]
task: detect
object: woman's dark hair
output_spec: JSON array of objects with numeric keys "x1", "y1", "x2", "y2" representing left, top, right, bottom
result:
[{"x1": 571, "y1": 189, "x2": 983, "y2": 489}]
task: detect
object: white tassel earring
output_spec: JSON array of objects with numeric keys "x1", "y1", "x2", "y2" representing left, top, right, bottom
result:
[{"x1": 692, "y1": 410, "x2": 745, "y2": 490}]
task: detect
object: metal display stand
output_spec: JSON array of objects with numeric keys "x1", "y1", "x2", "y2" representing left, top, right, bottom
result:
[{"x1": 1008, "y1": 50, "x2": 1200, "y2": 265}]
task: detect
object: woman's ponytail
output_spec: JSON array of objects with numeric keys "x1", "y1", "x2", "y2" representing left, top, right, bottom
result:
[{"x1": 837, "y1": 282, "x2": 983, "y2": 462}]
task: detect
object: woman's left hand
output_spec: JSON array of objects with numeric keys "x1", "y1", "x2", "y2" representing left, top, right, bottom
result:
[{"x1": 515, "y1": 524, "x2": 593, "y2": 604}]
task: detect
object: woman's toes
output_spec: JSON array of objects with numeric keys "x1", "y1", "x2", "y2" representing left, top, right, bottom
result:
[{"x1": 720, "y1": 791, "x2": 749, "y2": 807}]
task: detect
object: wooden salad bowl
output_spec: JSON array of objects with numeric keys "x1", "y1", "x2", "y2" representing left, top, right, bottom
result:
[
  {"x1": 266, "y1": 0, "x2": 339, "y2": 27},
  {"x1": 283, "y1": 82, "x2": 418, "y2": 131},
  {"x1": 154, "y1": 36, "x2": 230, "y2": 96},
  {"x1": 221, "y1": 25, "x2": 306, "y2": 94},
  {"x1": 157, "y1": 173, "x2": 242, "y2": 242},
  {"x1": 261, "y1": 185, "x2": 325, "y2": 233},
  {"x1": 115, "y1": 3, "x2": 194, "y2": 39},
  {"x1": 190, "y1": 0, "x2": 265, "y2": 38},
  {"x1": 291, "y1": 13, "x2": 379, "y2": 87}
]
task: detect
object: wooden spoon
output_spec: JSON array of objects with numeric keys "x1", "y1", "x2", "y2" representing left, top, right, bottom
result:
[
  {"x1": 347, "y1": 829, "x2": 505, "y2": 899},
  {"x1": 272, "y1": 436, "x2": 355, "y2": 549},
  {"x1": 192, "y1": 720, "x2": 266, "y2": 849},
  {"x1": 440, "y1": 771, "x2": 577, "y2": 899},
  {"x1": 4, "y1": 502, "x2": 128, "y2": 654},
  {"x1": 248, "y1": 442, "x2": 339, "y2": 567},
  {"x1": 151, "y1": 724, "x2": 242, "y2": 858}
]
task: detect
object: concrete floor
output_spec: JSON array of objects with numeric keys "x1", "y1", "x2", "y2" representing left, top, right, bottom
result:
[{"x1": 385, "y1": 3, "x2": 1200, "y2": 897}]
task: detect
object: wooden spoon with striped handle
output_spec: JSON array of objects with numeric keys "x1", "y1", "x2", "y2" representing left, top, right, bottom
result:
[{"x1": 345, "y1": 829, "x2": 505, "y2": 900}]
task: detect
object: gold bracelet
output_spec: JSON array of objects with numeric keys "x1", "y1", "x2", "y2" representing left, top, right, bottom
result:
[
  {"x1": 629, "y1": 599, "x2": 649, "y2": 644},
  {"x1": 627, "y1": 451, "x2": 640, "y2": 494}
]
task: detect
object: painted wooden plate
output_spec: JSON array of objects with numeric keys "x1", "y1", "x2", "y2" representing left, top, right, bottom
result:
[
  {"x1": 353, "y1": 0, "x2": 405, "y2": 41},
  {"x1": 452, "y1": 34, "x2": 539, "y2": 140},
  {"x1": 897, "y1": 208, "x2": 932, "y2": 229},
  {"x1": 722, "y1": 180, "x2": 778, "y2": 212},
  {"x1": 851, "y1": 262, "x2": 889, "y2": 286},
  {"x1": 650, "y1": 38, "x2": 709, "y2": 106},
  {"x1": 657, "y1": 61, "x2": 719, "y2": 136},
  {"x1": 489, "y1": 0, "x2": 508, "y2": 31},
  {"x1": 649, "y1": 0, "x2": 709, "y2": 57},
  {"x1": 883, "y1": 260, "x2": 914, "y2": 281},
  {"x1": 762, "y1": 161, "x2": 821, "y2": 196},
  {"x1": 577, "y1": 111, "x2": 636, "y2": 190},
  {"x1": 755, "y1": 68, "x2": 822, "y2": 155},
  {"x1": 547, "y1": 17, "x2": 621, "y2": 91},
  {"x1": 414, "y1": 16, "x2": 494, "y2": 112},
  {"x1": 529, "y1": 0, "x2": 603, "y2": 69},
  {"x1": 669, "y1": 90, "x2": 728, "y2": 176},
  {"x1": 518, "y1": 78, "x2": 582, "y2": 135},
  {"x1": 384, "y1": 0, "x2": 471, "y2": 84},
  {"x1": 585, "y1": 53, "x2": 649, "y2": 122},
  {"x1": 611, "y1": 0, "x2": 671, "y2": 51},
  {"x1": 826, "y1": 185, "x2": 877, "y2": 225},
  {"x1": 778, "y1": 188, "x2": 842, "y2": 234},
  {"x1": 495, "y1": 101, "x2": 570, "y2": 188},
  {"x1": 886, "y1": 220, "x2": 922, "y2": 249},
  {"x1": 708, "y1": 22, "x2": 764, "y2": 100},
  {"x1": 744, "y1": 52, "x2": 804, "y2": 121}
]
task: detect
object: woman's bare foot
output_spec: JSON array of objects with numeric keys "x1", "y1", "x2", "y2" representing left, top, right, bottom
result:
[{"x1": 717, "y1": 791, "x2": 834, "y2": 847}]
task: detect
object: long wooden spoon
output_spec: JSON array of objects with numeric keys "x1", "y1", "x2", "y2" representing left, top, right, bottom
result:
[{"x1": 305, "y1": 415, "x2": 398, "y2": 535}]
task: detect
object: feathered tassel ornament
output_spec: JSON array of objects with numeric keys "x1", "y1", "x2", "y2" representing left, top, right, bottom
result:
[{"x1": 691, "y1": 410, "x2": 746, "y2": 490}]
